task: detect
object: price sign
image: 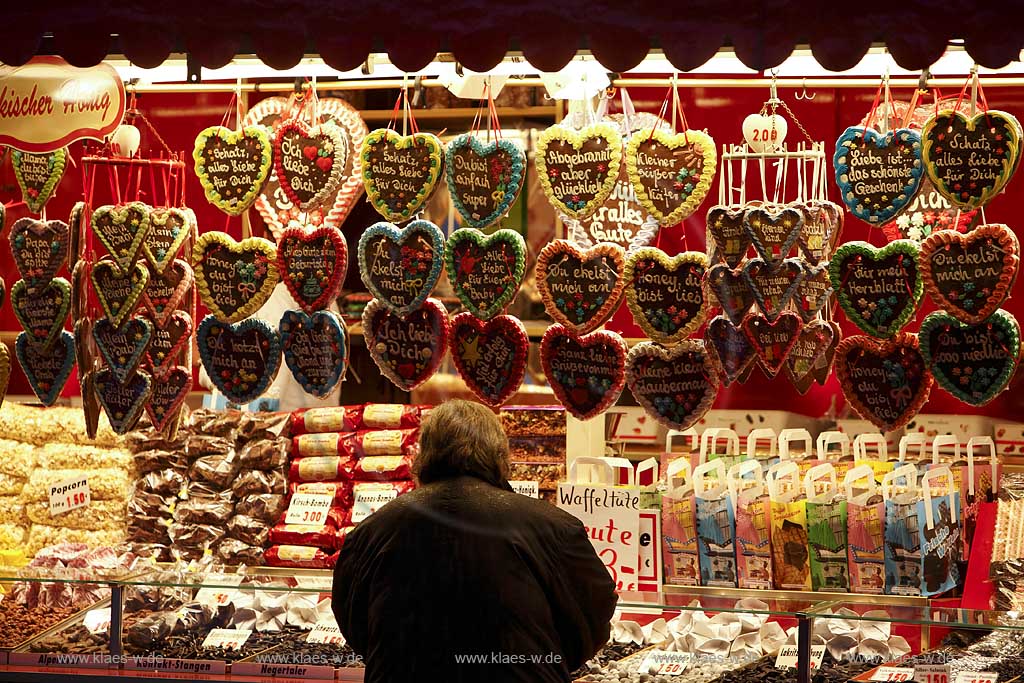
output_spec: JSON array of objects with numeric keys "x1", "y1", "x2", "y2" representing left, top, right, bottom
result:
[
  {"x1": 954, "y1": 673, "x2": 997, "y2": 683},
  {"x1": 193, "y1": 573, "x2": 244, "y2": 606},
  {"x1": 915, "y1": 664, "x2": 950, "y2": 683},
  {"x1": 201, "y1": 628, "x2": 252, "y2": 651},
  {"x1": 82, "y1": 608, "x2": 111, "y2": 634},
  {"x1": 775, "y1": 644, "x2": 826, "y2": 670},
  {"x1": 306, "y1": 621, "x2": 345, "y2": 645},
  {"x1": 48, "y1": 475, "x2": 90, "y2": 516},
  {"x1": 293, "y1": 575, "x2": 334, "y2": 591},
  {"x1": 509, "y1": 481, "x2": 540, "y2": 498},
  {"x1": 872, "y1": 667, "x2": 916, "y2": 682},
  {"x1": 641, "y1": 651, "x2": 692, "y2": 675},
  {"x1": 285, "y1": 493, "x2": 335, "y2": 525},
  {"x1": 352, "y1": 488, "x2": 398, "y2": 523}
]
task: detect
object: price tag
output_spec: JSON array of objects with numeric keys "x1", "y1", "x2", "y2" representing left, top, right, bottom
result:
[
  {"x1": 200, "y1": 628, "x2": 252, "y2": 651},
  {"x1": 48, "y1": 475, "x2": 90, "y2": 516},
  {"x1": 293, "y1": 575, "x2": 334, "y2": 591},
  {"x1": 509, "y1": 481, "x2": 540, "y2": 498},
  {"x1": 775, "y1": 644, "x2": 826, "y2": 670},
  {"x1": 915, "y1": 664, "x2": 950, "y2": 683},
  {"x1": 641, "y1": 650, "x2": 692, "y2": 675},
  {"x1": 193, "y1": 573, "x2": 244, "y2": 606},
  {"x1": 82, "y1": 608, "x2": 111, "y2": 634},
  {"x1": 872, "y1": 667, "x2": 916, "y2": 682},
  {"x1": 306, "y1": 621, "x2": 345, "y2": 645},
  {"x1": 954, "y1": 673, "x2": 997, "y2": 683},
  {"x1": 284, "y1": 493, "x2": 335, "y2": 525},
  {"x1": 352, "y1": 488, "x2": 398, "y2": 523}
]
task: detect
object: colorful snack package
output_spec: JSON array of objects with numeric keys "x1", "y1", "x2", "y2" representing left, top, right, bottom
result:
[
  {"x1": 804, "y1": 463, "x2": 848, "y2": 592},
  {"x1": 264, "y1": 545, "x2": 339, "y2": 569},
  {"x1": 290, "y1": 405, "x2": 427, "y2": 435},
  {"x1": 769, "y1": 461, "x2": 810, "y2": 590},
  {"x1": 291, "y1": 429, "x2": 419, "y2": 459},
  {"x1": 729, "y1": 459, "x2": 772, "y2": 590},
  {"x1": 288, "y1": 456, "x2": 356, "y2": 482},
  {"x1": 918, "y1": 465, "x2": 961, "y2": 597},
  {"x1": 269, "y1": 523, "x2": 339, "y2": 550},
  {"x1": 352, "y1": 454, "x2": 415, "y2": 482},
  {"x1": 288, "y1": 481, "x2": 354, "y2": 508},
  {"x1": 845, "y1": 465, "x2": 885, "y2": 594},
  {"x1": 962, "y1": 436, "x2": 999, "y2": 562},
  {"x1": 883, "y1": 464, "x2": 922, "y2": 596},
  {"x1": 694, "y1": 458, "x2": 736, "y2": 588},
  {"x1": 661, "y1": 456, "x2": 700, "y2": 586}
]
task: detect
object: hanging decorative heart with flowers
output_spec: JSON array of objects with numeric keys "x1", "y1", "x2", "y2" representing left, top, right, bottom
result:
[
  {"x1": 535, "y1": 240, "x2": 625, "y2": 335},
  {"x1": 279, "y1": 309, "x2": 348, "y2": 398},
  {"x1": 145, "y1": 365, "x2": 191, "y2": 433},
  {"x1": 92, "y1": 202, "x2": 152, "y2": 275},
  {"x1": 784, "y1": 319, "x2": 837, "y2": 393},
  {"x1": 535, "y1": 123, "x2": 623, "y2": 220},
  {"x1": 192, "y1": 232, "x2": 280, "y2": 324},
  {"x1": 357, "y1": 220, "x2": 444, "y2": 317},
  {"x1": 707, "y1": 205, "x2": 752, "y2": 268},
  {"x1": 449, "y1": 313, "x2": 529, "y2": 408},
  {"x1": 625, "y1": 128, "x2": 716, "y2": 226},
  {"x1": 95, "y1": 367, "x2": 152, "y2": 435},
  {"x1": 274, "y1": 119, "x2": 348, "y2": 212},
  {"x1": 92, "y1": 259, "x2": 150, "y2": 329},
  {"x1": 13, "y1": 148, "x2": 67, "y2": 214},
  {"x1": 704, "y1": 315, "x2": 757, "y2": 386},
  {"x1": 741, "y1": 311, "x2": 803, "y2": 378},
  {"x1": 833, "y1": 126, "x2": 924, "y2": 225},
  {"x1": 141, "y1": 259, "x2": 193, "y2": 329},
  {"x1": 829, "y1": 240, "x2": 922, "y2": 338},
  {"x1": 11, "y1": 277, "x2": 71, "y2": 350},
  {"x1": 625, "y1": 340, "x2": 719, "y2": 431},
  {"x1": 445, "y1": 135, "x2": 526, "y2": 230},
  {"x1": 705, "y1": 263, "x2": 754, "y2": 326},
  {"x1": 624, "y1": 248, "x2": 708, "y2": 344},
  {"x1": 197, "y1": 315, "x2": 282, "y2": 405},
  {"x1": 8, "y1": 218, "x2": 69, "y2": 293},
  {"x1": 142, "y1": 207, "x2": 192, "y2": 276},
  {"x1": 444, "y1": 228, "x2": 526, "y2": 321},
  {"x1": 193, "y1": 125, "x2": 273, "y2": 215},
  {"x1": 16, "y1": 330, "x2": 75, "y2": 406},
  {"x1": 540, "y1": 325, "x2": 627, "y2": 421},
  {"x1": 93, "y1": 315, "x2": 154, "y2": 385},
  {"x1": 144, "y1": 310, "x2": 193, "y2": 379},
  {"x1": 364, "y1": 297, "x2": 449, "y2": 391},
  {"x1": 277, "y1": 225, "x2": 348, "y2": 314},
  {"x1": 361, "y1": 128, "x2": 445, "y2": 222}
]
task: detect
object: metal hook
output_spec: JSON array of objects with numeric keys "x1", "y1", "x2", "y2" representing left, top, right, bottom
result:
[
  {"x1": 768, "y1": 69, "x2": 780, "y2": 104},
  {"x1": 795, "y1": 79, "x2": 815, "y2": 101}
]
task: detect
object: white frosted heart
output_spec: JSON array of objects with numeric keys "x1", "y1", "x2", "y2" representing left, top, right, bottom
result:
[{"x1": 742, "y1": 113, "x2": 788, "y2": 153}]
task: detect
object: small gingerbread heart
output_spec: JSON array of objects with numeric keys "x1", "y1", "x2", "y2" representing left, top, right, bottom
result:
[
  {"x1": 743, "y1": 257, "x2": 804, "y2": 323},
  {"x1": 798, "y1": 200, "x2": 843, "y2": 265},
  {"x1": 91, "y1": 202, "x2": 151, "y2": 275},
  {"x1": 142, "y1": 207, "x2": 192, "y2": 275},
  {"x1": 535, "y1": 123, "x2": 623, "y2": 220},
  {"x1": 625, "y1": 340, "x2": 719, "y2": 431},
  {"x1": 795, "y1": 261, "x2": 834, "y2": 323},
  {"x1": 704, "y1": 315, "x2": 757, "y2": 386},
  {"x1": 9, "y1": 217, "x2": 70, "y2": 292},
  {"x1": 141, "y1": 259, "x2": 194, "y2": 329},
  {"x1": 833, "y1": 127, "x2": 924, "y2": 225},
  {"x1": 193, "y1": 125, "x2": 273, "y2": 215},
  {"x1": 11, "y1": 277, "x2": 71, "y2": 350},
  {"x1": 358, "y1": 220, "x2": 444, "y2": 317},
  {"x1": 540, "y1": 325, "x2": 627, "y2": 421},
  {"x1": 784, "y1": 319, "x2": 837, "y2": 393},
  {"x1": 624, "y1": 248, "x2": 708, "y2": 344},
  {"x1": 13, "y1": 148, "x2": 67, "y2": 214},
  {"x1": 274, "y1": 119, "x2": 348, "y2": 212},
  {"x1": 706, "y1": 205, "x2": 752, "y2": 268},
  {"x1": 145, "y1": 365, "x2": 191, "y2": 433},
  {"x1": 197, "y1": 315, "x2": 283, "y2": 405},
  {"x1": 625, "y1": 128, "x2": 717, "y2": 226},
  {"x1": 744, "y1": 205, "x2": 804, "y2": 263},
  {"x1": 361, "y1": 128, "x2": 445, "y2": 222},
  {"x1": 445, "y1": 134, "x2": 526, "y2": 230},
  {"x1": 280, "y1": 309, "x2": 348, "y2": 399},
  {"x1": 444, "y1": 228, "x2": 526, "y2": 321},
  {"x1": 144, "y1": 310, "x2": 193, "y2": 379},
  {"x1": 0, "y1": 342, "x2": 9, "y2": 409},
  {"x1": 363, "y1": 297, "x2": 449, "y2": 391},
  {"x1": 830, "y1": 240, "x2": 923, "y2": 338},
  {"x1": 277, "y1": 225, "x2": 348, "y2": 314},
  {"x1": 91, "y1": 259, "x2": 150, "y2": 329},
  {"x1": 535, "y1": 240, "x2": 626, "y2": 335},
  {"x1": 449, "y1": 313, "x2": 529, "y2": 408},
  {"x1": 95, "y1": 366, "x2": 152, "y2": 435},
  {"x1": 93, "y1": 315, "x2": 153, "y2": 385},
  {"x1": 192, "y1": 232, "x2": 280, "y2": 323},
  {"x1": 16, "y1": 329, "x2": 76, "y2": 406},
  {"x1": 705, "y1": 263, "x2": 754, "y2": 326},
  {"x1": 811, "y1": 320, "x2": 843, "y2": 388},
  {"x1": 741, "y1": 311, "x2": 803, "y2": 378}
]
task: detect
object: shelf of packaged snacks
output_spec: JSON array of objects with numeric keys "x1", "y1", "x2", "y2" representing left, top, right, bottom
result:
[{"x1": 661, "y1": 584, "x2": 931, "y2": 607}]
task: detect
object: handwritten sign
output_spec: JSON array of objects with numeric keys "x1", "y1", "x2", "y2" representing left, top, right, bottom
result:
[
  {"x1": 306, "y1": 621, "x2": 345, "y2": 645},
  {"x1": 509, "y1": 481, "x2": 539, "y2": 498},
  {"x1": 775, "y1": 644, "x2": 826, "y2": 670},
  {"x1": 558, "y1": 483, "x2": 640, "y2": 590},
  {"x1": 193, "y1": 573, "x2": 244, "y2": 606},
  {"x1": 49, "y1": 474, "x2": 90, "y2": 516},
  {"x1": 285, "y1": 492, "x2": 335, "y2": 525},
  {"x1": 200, "y1": 628, "x2": 251, "y2": 651},
  {"x1": 871, "y1": 667, "x2": 915, "y2": 682},
  {"x1": 914, "y1": 664, "x2": 950, "y2": 683},
  {"x1": 642, "y1": 650, "x2": 692, "y2": 675},
  {"x1": 953, "y1": 672, "x2": 997, "y2": 683},
  {"x1": 352, "y1": 487, "x2": 398, "y2": 523}
]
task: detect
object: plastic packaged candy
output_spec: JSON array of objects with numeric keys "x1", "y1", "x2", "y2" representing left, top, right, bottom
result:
[
  {"x1": 290, "y1": 404, "x2": 427, "y2": 435},
  {"x1": 264, "y1": 544, "x2": 340, "y2": 569}
]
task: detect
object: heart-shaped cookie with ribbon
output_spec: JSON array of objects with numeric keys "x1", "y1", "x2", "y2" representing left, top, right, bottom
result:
[
  {"x1": 795, "y1": 261, "x2": 834, "y2": 323},
  {"x1": 830, "y1": 240, "x2": 923, "y2": 338},
  {"x1": 95, "y1": 367, "x2": 152, "y2": 435},
  {"x1": 193, "y1": 125, "x2": 273, "y2": 215},
  {"x1": 444, "y1": 228, "x2": 526, "y2": 321},
  {"x1": 744, "y1": 205, "x2": 804, "y2": 263},
  {"x1": 197, "y1": 315, "x2": 283, "y2": 405},
  {"x1": 0, "y1": 342, "x2": 8, "y2": 409},
  {"x1": 625, "y1": 340, "x2": 719, "y2": 431},
  {"x1": 361, "y1": 128, "x2": 445, "y2": 222},
  {"x1": 743, "y1": 257, "x2": 804, "y2": 322},
  {"x1": 93, "y1": 315, "x2": 153, "y2": 385},
  {"x1": 16, "y1": 330, "x2": 75, "y2": 406},
  {"x1": 705, "y1": 263, "x2": 754, "y2": 326},
  {"x1": 92, "y1": 202, "x2": 151, "y2": 275},
  {"x1": 536, "y1": 240, "x2": 625, "y2": 335},
  {"x1": 811, "y1": 320, "x2": 843, "y2": 388},
  {"x1": 836, "y1": 333, "x2": 933, "y2": 432},
  {"x1": 9, "y1": 217, "x2": 70, "y2": 292},
  {"x1": 142, "y1": 207, "x2": 192, "y2": 276},
  {"x1": 277, "y1": 225, "x2": 348, "y2": 314},
  {"x1": 449, "y1": 312, "x2": 529, "y2": 407},
  {"x1": 145, "y1": 310, "x2": 193, "y2": 379},
  {"x1": 141, "y1": 259, "x2": 193, "y2": 329},
  {"x1": 798, "y1": 200, "x2": 843, "y2": 264},
  {"x1": 624, "y1": 248, "x2": 708, "y2": 344},
  {"x1": 145, "y1": 365, "x2": 191, "y2": 433},
  {"x1": 274, "y1": 119, "x2": 348, "y2": 212},
  {"x1": 192, "y1": 232, "x2": 279, "y2": 323},
  {"x1": 625, "y1": 128, "x2": 716, "y2": 226},
  {"x1": 784, "y1": 319, "x2": 837, "y2": 393},
  {"x1": 742, "y1": 311, "x2": 803, "y2": 378},
  {"x1": 540, "y1": 325, "x2": 627, "y2": 421},
  {"x1": 920, "y1": 310, "x2": 1020, "y2": 406},
  {"x1": 358, "y1": 220, "x2": 444, "y2": 317},
  {"x1": 922, "y1": 109, "x2": 1021, "y2": 209},
  {"x1": 280, "y1": 309, "x2": 348, "y2": 398},
  {"x1": 445, "y1": 134, "x2": 526, "y2": 230},
  {"x1": 363, "y1": 297, "x2": 449, "y2": 391},
  {"x1": 706, "y1": 206, "x2": 753, "y2": 268},
  {"x1": 92, "y1": 259, "x2": 150, "y2": 329},
  {"x1": 919, "y1": 224, "x2": 1019, "y2": 324},
  {"x1": 704, "y1": 315, "x2": 757, "y2": 386},
  {"x1": 536, "y1": 123, "x2": 623, "y2": 220},
  {"x1": 11, "y1": 277, "x2": 71, "y2": 350},
  {"x1": 834, "y1": 127, "x2": 924, "y2": 224},
  {"x1": 13, "y1": 148, "x2": 66, "y2": 214},
  {"x1": 68, "y1": 201, "x2": 85, "y2": 274}
]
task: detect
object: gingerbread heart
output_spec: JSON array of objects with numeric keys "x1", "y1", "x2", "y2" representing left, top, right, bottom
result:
[
  {"x1": 535, "y1": 123, "x2": 623, "y2": 220},
  {"x1": 73, "y1": 317, "x2": 97, "y2": 379},
  {"x1": 920, "y1": 310, "x2": 1020, "y2": 407},
  {"x1": 922, "y1": 109, "x2": 1021, "y2": 209},
  {"x1": 361, "y1": 128, "x2": 444, "y2": 222},
  {"x1": 811, "y1": 320, "x2": 843, "y2": 388},
  {"x1": 68, "y1": 201, "x2": 86, "y2": 274},
  {"x1": 624, "y1": 248, "x2": 708, "y2": 344},
  {"x1": 784, "y1": 319, "x2": 837, "y2": 393},
  {"x1": 197, "y1": 315, "x2": 282, "y2": 405},
  {"x1": 16, "y1": 330, "x2": 75, "y2": 406},
  {"x1": 92, "y1": 202, "x2": 151, "y2": 275},
  {"x1": 91, "y1": 259, "x2": 149, "y2": 329},
  {"x1": 93, "y1": 315, "x2": 153, "y2": 384},
  {"x1": 744, "y1": 205, "x2": 804, "y2": 263},
  {"x1": 835, "y1": 333, "x2": 933, "y2": 432},
  {"x1": 141, "y1": 259, "x2": 193, "y2": 329},
  {"x1": 145, "y1": 310, "x2": 193, "y2": 379},
  {"x1": 833, "y1": 127, "x2": 924, "y2": 224},
  {"x1": 277, "y1": 225, "x2": 348, "y2": 314},
  {"x1": 11, "y1": 277, "x2": 70, "y2": 350},
  {"x1": 142, "y1": 207, "x2": 192, "y2": 276},
  {"x1": 444, "y1": 228, "x2": 526, "y2": 321},
  {"x1": 704, "y1": 315, "x2": 757, "y2": 386},
  {"x1": 9, "y1": 217, "x2": 70, "y2": 293},
  {"x1": 540, "y1": 325, "x2": 627, "y2": 421},
  {"x1": 274, "y1": 119, "x2": 348, "y2": 212},
  {"x1": 357, "y1": 220, "x2": 444, "y2": 317},
  {"x1": 798, "y1": 200, "x2": 843, "y2": 264},
  {"x1": 192, "y1": 125, "x2": 273, "y2": 215},
  {"x1": 280, "y1": 309, "x2": 348, "y2": 398},
  {"x1": 145, "y1": 365, "x2": 191, "y2": 433},
  {"x1": 625, "y1": 340, "x2": 719, "y2": 431},
  {"x1": 535, "y1": 240, "x2": 625, "y2": 335},
  {"x1": 0, "y1": 342, "x2": 8, "y2": 409},
  {"x1": 363, "y1": 297, "x2": 449, "y2": 391},
  {"x1": 95, "y1": 367, "x2": 152, "y2": 435},
  {"x1": 743, "y1": 257, "x2": 804, "y2": 322},
  {"x1": 449, "y1": 313, "x2": 529, "y2": 408},
  {"x1": 80, "y1": 370, "x2": 101, "y2": 440},
  {"x1": 919, "y1": 224, "x2": 1020, "y2": 324},
  {"x1": 742, "y1": 311, "x2": 803, "y2": 378},
  {"x1": 705, "y1": 263, "x2": 754, "y2": 326},
  {"x1": 706, "y1": 206, "x2": 752, "y2": 268},
  {"x1": 830, "y1": 240, "x2": 923, "y2": 338},
  {"x1": 13, "y1": 148, "x2": 66, "y2": 214},
  {"x1": 192, "y1": 232, "x2": 280, "y2": 323},
  {"x1": 795, "y1": 262, "x2": 834, "y2": 323},
  {"x1": 626, "y1": 128, "x2": 716, "y2": 226},
  {"x1": 445, "y1": 135, "x2": 526, "y2": 230}
]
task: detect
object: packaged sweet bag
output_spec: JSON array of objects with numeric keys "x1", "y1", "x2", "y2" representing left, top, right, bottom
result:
[
  {"x1": 804, "y1": 463, "x2": 849, "y2": 592},
  {"x1": 746, "y1": 427, "x2": 779, "y2": 473},
  {"x1": 898, "y1": 433, "x2": 928, "y2": 477},
  {"x1": 854, "y1": 432, "x2": 895, "y2": 484},
  {"x1": 961, "y1": 436, "x2": 999, "y2": 562},
  {"x1": 918, "y1": 465, "x2": 961, "y2": 596},
  {"x1": 768, "y1": 461, "x2": 810, "y2": 590},
  {"x1": 694, "y1": 458, "x2": 737, "y2": 587},
  {"x1": 729, "y1": 459, "x2": 773, "y2": 589},
  {"x1": 883, "y1": 464, "x2": 923, "y2": 596},
  {"x1": 845, "y1": 464, "x2": 886, "y2": 594},
  {"x1": 661, "y1": 456, "x2": 700, "y2": 586},
  {"x1": 817, "y1": 431, "x2": 853, "y2": 480},
  {"x1": 700, "y1": 427, "x2": 744, "y2": 472},
  {"x1": 660, "y1": 428, "x2": 698, "y2": 481},
  {"x1": 779, "y1": 428, "x2": 820, "y2": 479}
]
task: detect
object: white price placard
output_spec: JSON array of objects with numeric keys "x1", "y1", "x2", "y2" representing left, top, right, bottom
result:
[
  {"x1": 509, "y1": 481, "x2": 539, "y2": 498},
  {"x1": 193, "y1": 573, "x2": 244, "y2": 606},
  {"x1": 872, "y1": 667, "x2": 916, "y2": 682},
  {"x1": 352, "y1": 488, "x2": 398, "y2": 523},
  {"x1": 201, "y1": 628, "x2": 252, "y2": 651},
  {"x1": 48, "y1": 475, "x2": 90, "y2": 516},
  {"x1": 293, "y1": 575, "x2": 334, "y2": 591},
  {"x1": 306, "y1": 621, "x2": 346, "y2": 645},
  {"x1": 641, "y1": 650, "x2": 692, "y2": 675},
  {"x1": 915, "y1": 664, "x2": 950, "y2": 683},
  {"x1": 954, "y1": 673, "x2": 997, "y2": 683},
  {"x1": 775, "y1": 644, "x2": 825, "y2": 670},
  {"x1": 82, "y1": 608, "x2": 111, "y2": 634},
  {"x1": 285, "y1": 493, "x2": 335, "y2": 525}
]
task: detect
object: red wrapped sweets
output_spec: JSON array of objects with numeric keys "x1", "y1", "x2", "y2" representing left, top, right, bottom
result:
[
  {"x1": 288, "y1": 456, "x2": 355, "y2": 482},
  {"x1": 288, "y1": 481, "x2": 354, "y2": 508},
  {"x1": 291, "y1": 428, "x2": 419, "y2": 459},
  {"x1": 352, "y1": 454, "x2": 415, "y2": 482},
  {"x1": 264, "y1": 544, "x2": 339, "y2": 569},
  {"x1": 269, "y1": 523, "x2": 339, "y2": 549},
  {"x1": 290, "y1": 404, "x2": 427, "y2": 435}
]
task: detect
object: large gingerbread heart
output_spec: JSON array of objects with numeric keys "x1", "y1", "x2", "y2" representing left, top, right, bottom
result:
[
  {"x1": 624, "y1": 248, "x2": 708, "y2": 344},
  {"x1": 93, "y1": 315, "x2": 153, "y2": 384},
  {"x1": 744, "y1": 205, "x2": 804, "y2": 263},
  {"x1": 830, "y1": 240, "x2": 923, "y2": 338},
  {"x1": 280, "y1": 309, "x2": 348, "y2": 398},
  {"x1": 0, "y1": 342, "x2": 9, "y2": 409},
  {"x1": 197, "y1": 315, "x2": 282, "y2": 405},
  {"x1": 192, "y1": 125, "x2": 273, "y2": 215},
  {"x1": 444, "y1": 228, "x2": 526, "y2": 321},
  {"x1": 142, "y1": 207, "x2": 192, "y2": 276},
  {"x1": 445, "y1": 135, "x2": 526, "y2": 230},
  {"x1": 707, "y1": 205, "x2": 752, "y2": 268},
  {"x1": 277, "y1": 225, "x2": 348, "y2": 314},
  {"x1": 449, "y1": 313, "x2": 529, "y2": 407},
  {"x1": 742, "y1": 311, "x2": 803, "y2": 378},
  {"x1": 9, "y1": 217, "x2": 70, "y2": 293},
  {"x1": 535, "y1": 123, "x2": 623, "y2": 220},
  {"x1": 704, "y1": 315, "x2": 757, "y2": 386},
  {"x1": 705, "y1": 263, "x2": 754, "y2": 326},
  {"x1": 798, "y1": 200, "x2": 843, "y2": 265},
  {"x1": 535, "y1": 240, "x2": 625, "y2": 335},
  {"x1": 919, "y1": 224, "x2": 1020, "y2": 324},
  {"x1": 95, "y1": 367, "x2": 152, "y2": 435},
  {"x1": 13, "y1": 148, "x2": 66, "y2": 214},
  {"x1": 361, "y1": 128, "x2": 445, "y2": 222},
  {"x1": 795, "y1": 262, "x2": 833, "y2": 323},
  {"x1": 146, "y1": 365, "x2": 191, "y2": 433},
  {"x1": 836, "y1": 333, "x2": 933, "y2": 432},
  {"x1": 11, "y1": 277, "x2": 70, "y2": 350},
  {"x1": 920, "y1": 310, "x2": 1020, "y2": 407},
  {"x1": 784, "y1": 319, "x2": 836, "y2": 393},
  {"x1": 145, "y1": 310, "x2": 193, "y2": 379},
  {"x1": 922, "y1": 109, "x2": 1021, "y2": 209},
  {"x1": 357, "y1": 220, "x2": 444, "y2": 317},
  {"x1": 540, "y1": 325, "x2": 627, "y2": 421},
  {"x1": 743, "y1": 257, "x2": 804, "y2": 322},
  {"x1": 141, "y1": 259, "x2": 193, "y2": 329},
  {"x1": 92, "y1": 202, "x2": 151, "y2": 275},
  {"x1": 192, "y1": 232, "x2": 279, "y2": 323},
  {"x1": 626, "y1": 128, "x2": 716, "y2": 226},
  {"x1": 274, "y1": 119, "x2": 348, "y2": 212},
  {"x1": 16, "y1": 329, "x2": 75, "y2": 406},
  {"x1": 834, "y1": 127, "x2": 924, "y2": 225},
  {"x1": 363, "y1": 297, "x2": 449, "y2": 391},
  {"x1": 91, "y1": 259, "x2": 150, "y2": 329},
  {"x1": 625, "y1": 340, "x2": 719, "y2": 431}
]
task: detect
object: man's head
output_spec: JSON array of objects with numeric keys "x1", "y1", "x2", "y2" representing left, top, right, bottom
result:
[{"x1": 413, "y1": 399, "x2": 510, "y2": 488}]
